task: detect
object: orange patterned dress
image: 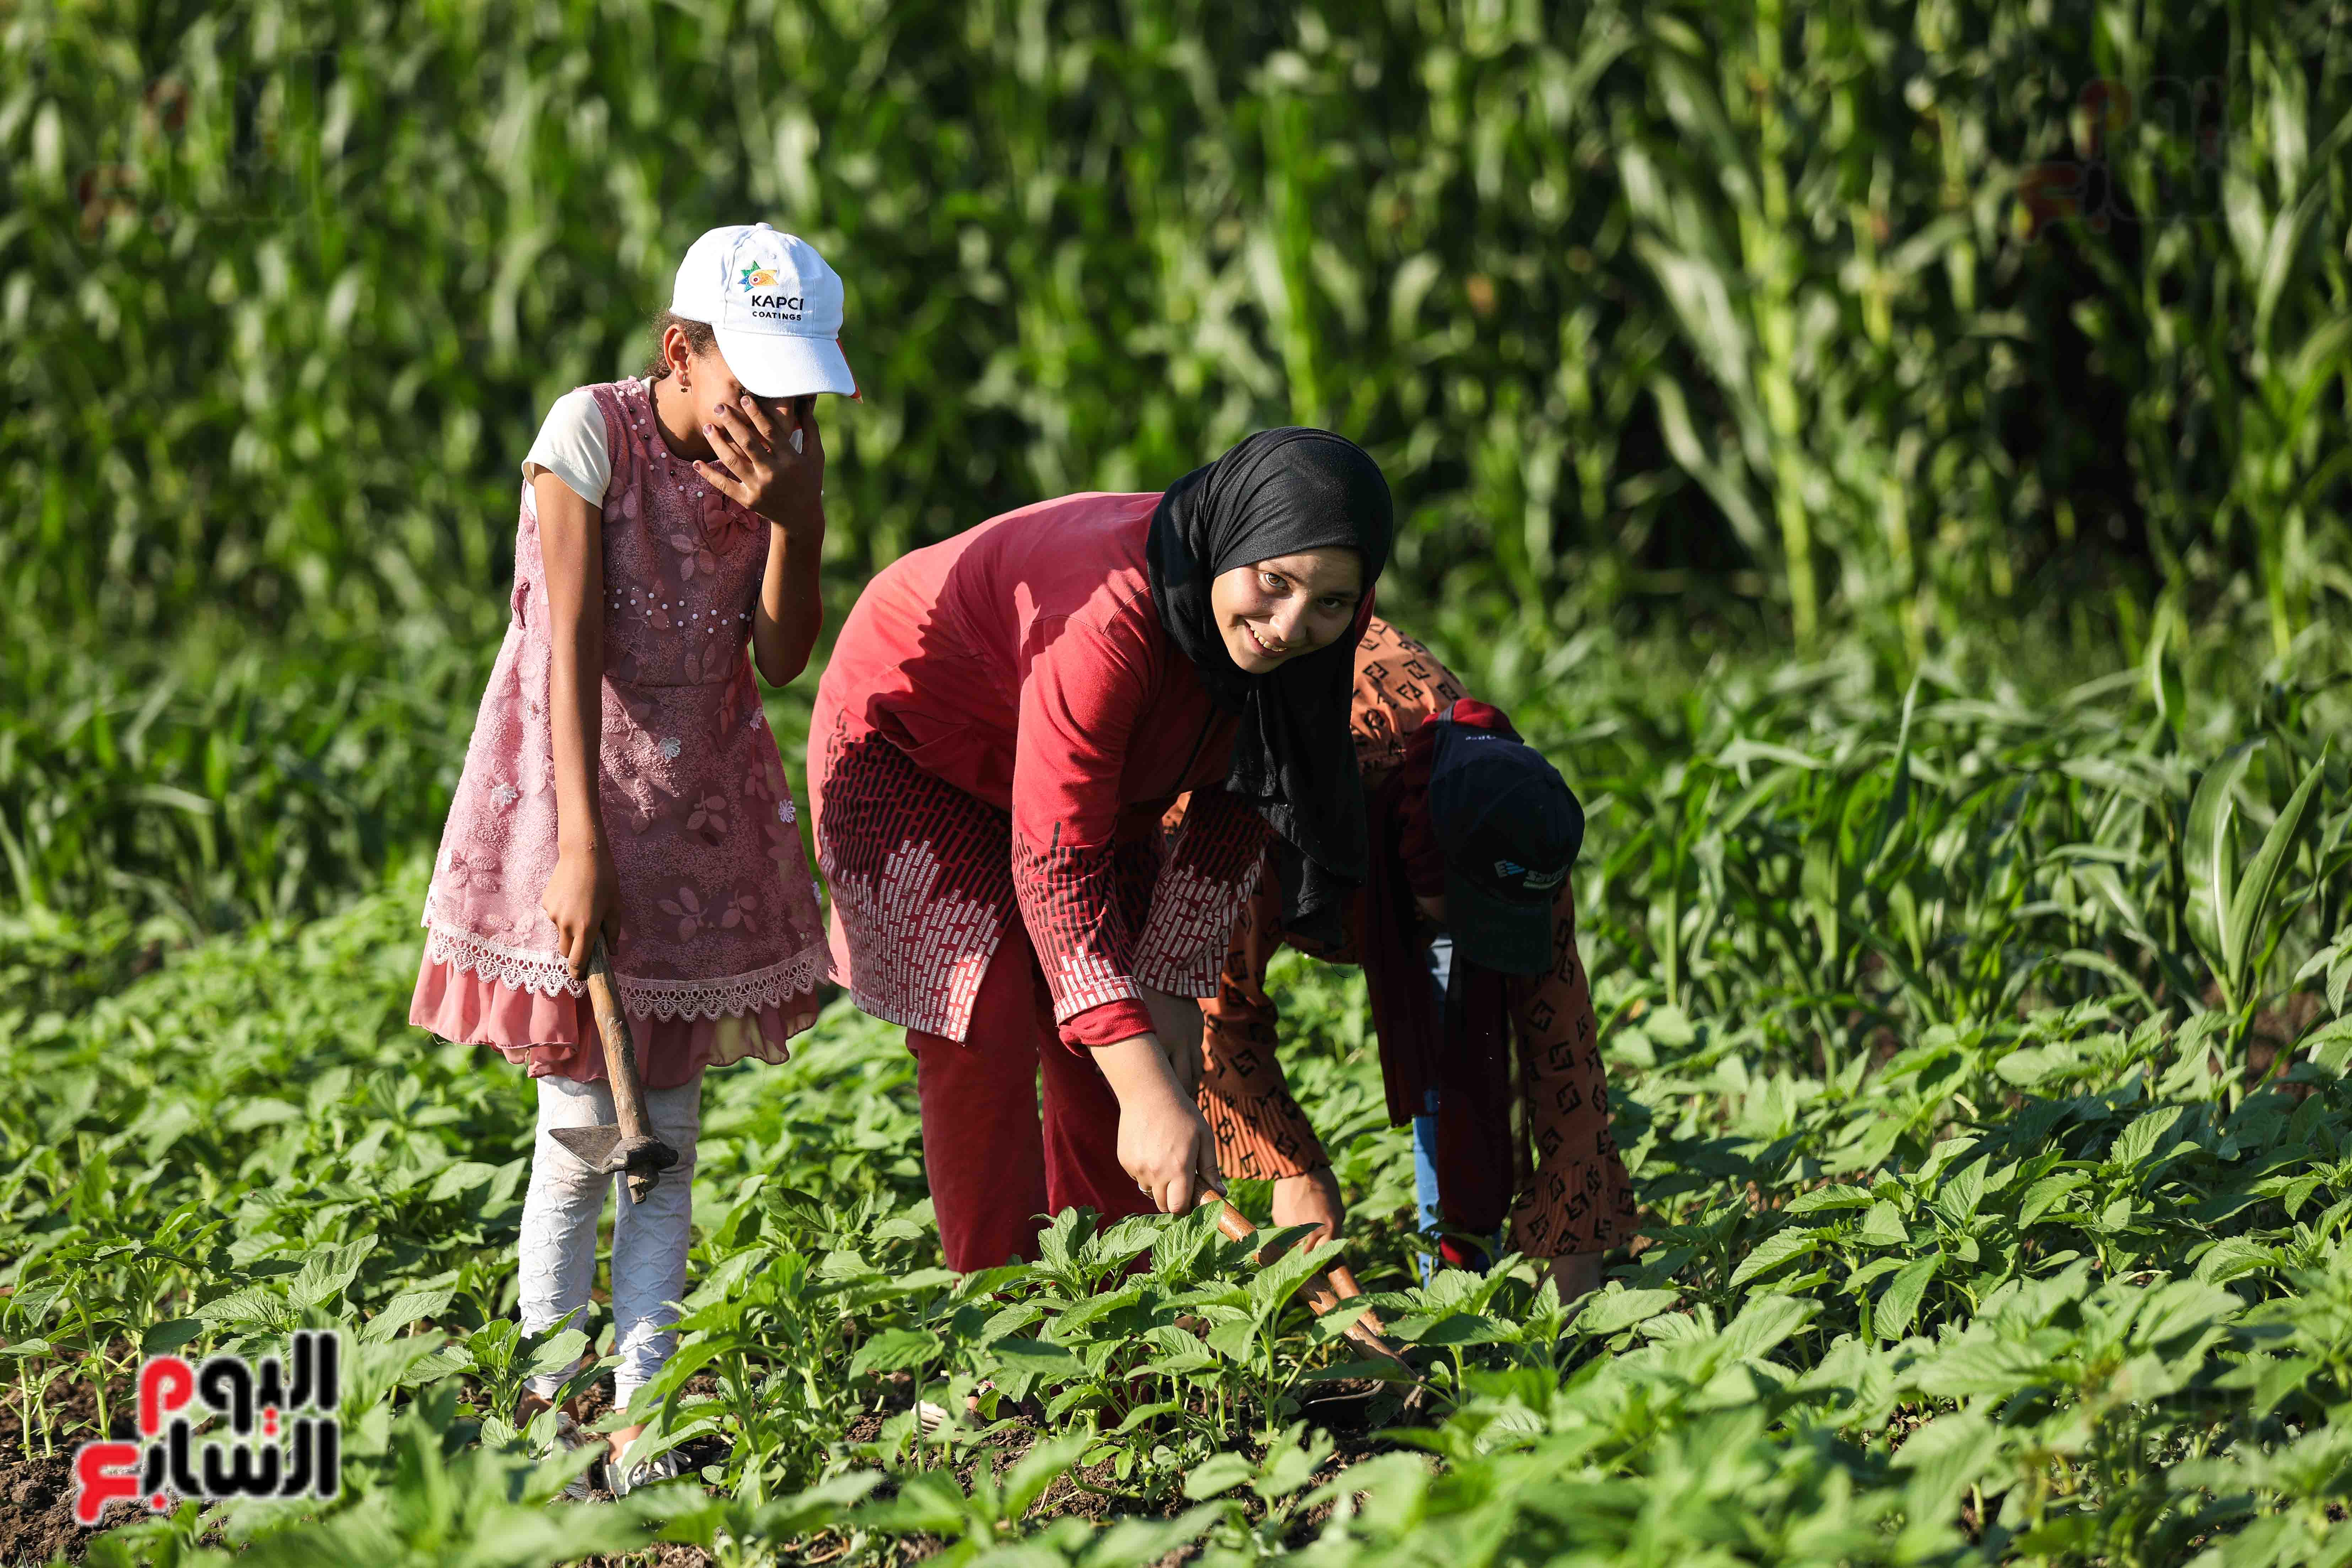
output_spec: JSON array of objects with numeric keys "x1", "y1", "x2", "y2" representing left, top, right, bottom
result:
[{"x1": 1186, "y1": 618, "x2": 1637, "y2": 1259}]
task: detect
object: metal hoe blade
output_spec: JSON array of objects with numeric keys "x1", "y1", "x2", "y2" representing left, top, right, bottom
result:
[{"x1": 546, "y1": 1123, "x2": 679, "y2": 1182}]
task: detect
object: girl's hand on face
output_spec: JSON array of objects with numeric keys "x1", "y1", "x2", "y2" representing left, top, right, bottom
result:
[
  {"x1": 697, "y1": 395, "x2": 824, "y2": 537},
  {"x1": 541, "y1": 843, "x2": 619, "y2": 980}
]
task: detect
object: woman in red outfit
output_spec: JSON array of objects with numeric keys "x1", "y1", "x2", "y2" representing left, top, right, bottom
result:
[{"x1": 808, "y1": 430, "x2": 1393, "y2": 1271}]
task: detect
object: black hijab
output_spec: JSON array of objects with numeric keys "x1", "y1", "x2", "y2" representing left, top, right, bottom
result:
[{"x1": 1147, "y1": 428, "x2": 1394, "y2": 943}]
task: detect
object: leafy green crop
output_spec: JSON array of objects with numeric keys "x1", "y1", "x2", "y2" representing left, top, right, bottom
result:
[
  {"x1": 2, "y1": 635, "x2": 2348, "y2": 1566},
  {"x1": 8, "y1": 1, "x2": 2352, "y2": 1561}
]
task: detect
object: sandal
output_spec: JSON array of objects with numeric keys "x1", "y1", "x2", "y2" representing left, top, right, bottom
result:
[
  {"x1": 918, "y1": 1382, "x2": 1045, "y2": 1432},
  {"x1": 535, "y1": 1411, "x2": 595, "y2": 1503},
  {"x1": 604, "y1": 1445, "x2": 694, "y2": 1497}
]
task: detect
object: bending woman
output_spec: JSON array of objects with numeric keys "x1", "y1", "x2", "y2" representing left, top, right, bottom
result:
[
  {"x1": 1189, "y1": 619, "x2": 1636, "y2": 1301},
  {"x1": 808, "y1": 430, "x2": 1392, "y2": 1271}
]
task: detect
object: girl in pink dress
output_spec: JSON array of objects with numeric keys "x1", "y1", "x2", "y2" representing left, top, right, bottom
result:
[{"x1": 410, "y1": 222, "x2": 856, "y2": 1494}]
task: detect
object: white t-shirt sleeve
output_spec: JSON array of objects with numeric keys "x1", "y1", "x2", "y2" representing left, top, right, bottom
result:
[{"x1": 521, "y1": 387, "x2": 612, "y2": 507}]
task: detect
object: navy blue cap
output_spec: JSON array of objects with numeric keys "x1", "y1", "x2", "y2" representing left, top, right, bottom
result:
[{"x1": 1427, "y1": 711, "x2": 1583, "y2": 975}]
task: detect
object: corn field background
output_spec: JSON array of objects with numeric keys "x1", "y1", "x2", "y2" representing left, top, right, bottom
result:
[
  {"x1": 6, "y1": 0, "x2": 2352, "y2": 1564},
  {"x1": 4, "y1": 0, "x2": 2351, "y2": 931}
]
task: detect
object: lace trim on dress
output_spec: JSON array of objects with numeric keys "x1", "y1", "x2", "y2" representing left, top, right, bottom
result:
[
  {"x1": 618, "y1": 943, "x2": 831, "y2": 1021},
  {"x1": 422, "y1": 918, "x2": 831, "y2": 1021},
  {"x1": 423, "y1": 919, "x2": 583, "y2": 998}
]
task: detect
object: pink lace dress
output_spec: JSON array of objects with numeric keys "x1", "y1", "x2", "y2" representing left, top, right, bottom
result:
[{"x1": 410, "y1": 378, "x2": 829, "y2": 1089}]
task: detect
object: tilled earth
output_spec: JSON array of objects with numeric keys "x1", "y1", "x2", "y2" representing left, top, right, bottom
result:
[{"x1": 1, "y1": 1378, "x2": 133, "y2": 1567}]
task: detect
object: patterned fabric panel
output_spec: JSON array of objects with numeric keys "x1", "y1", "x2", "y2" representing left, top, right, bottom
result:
[
  {"x1": 1011, "y1": 834, "x2": 1146, "y2": 1024},
  {"x1": 1196, "y1": 870, "x2": 1330, "y2": 1180},
  {"x1": 811, "y1": 710, "x2": 1017, "y2": 1040},
  {"x1": 1349, "y1": 618, "x2": 1468, "y2": 790},
  {"x1": 1500, "y1": 889, "x2": 1638, "y2": 1256},
  {"x1": 1132, "y1": 786, "x2": 1272, "y2": 998}
]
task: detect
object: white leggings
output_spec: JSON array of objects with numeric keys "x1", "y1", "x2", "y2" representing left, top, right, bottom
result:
[{"x1": 517, "y1": 1072, "x2": 702, "y2": 1410}]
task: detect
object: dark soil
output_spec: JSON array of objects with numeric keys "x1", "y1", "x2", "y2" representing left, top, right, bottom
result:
[
  {"x1": 2239, "y1": 988, "x2": 2330, "y2": 1088},
  {"x1": 0, "y1": 1372, "x2": 134, "y2": 1567}
]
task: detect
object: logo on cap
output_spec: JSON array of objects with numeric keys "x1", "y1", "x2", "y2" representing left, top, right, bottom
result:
[{"x1": 737, "y1": 264, "x2": 806, "y2": 321}]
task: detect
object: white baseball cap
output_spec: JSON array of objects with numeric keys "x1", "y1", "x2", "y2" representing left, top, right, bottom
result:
[{"x1": 670, "y1": 223, "x2": 857, "y2": 400}]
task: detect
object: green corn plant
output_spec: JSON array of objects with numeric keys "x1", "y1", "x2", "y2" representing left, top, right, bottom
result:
[
  {"x1": 8, "y1": 0, "x2": 2348, "y2": 871},
  {"x1": 2184, "y1": 740, "x2": 2334, "y2": 1023}
]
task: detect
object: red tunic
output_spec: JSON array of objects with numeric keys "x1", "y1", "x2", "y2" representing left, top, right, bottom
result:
[{"x1": 809, "y1": 491, "x2": 1271, "y2": 1047}]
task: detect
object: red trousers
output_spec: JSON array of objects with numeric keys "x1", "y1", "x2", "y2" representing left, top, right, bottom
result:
[{"x1": 911, "y1": 918, "x2": 1158, "y2": 1272}]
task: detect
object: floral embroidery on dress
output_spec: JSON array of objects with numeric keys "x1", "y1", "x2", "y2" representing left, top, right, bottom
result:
[
  {"x1": 660, "y1": 886, "x2": 708, "y2": 940},
  {"x1": 776, "y1": 800, "x2": 796, "y2": 825},
  {"x1": 490, "y1": 783, "x2": 521, "y2": 808},
  {"x1": 668, "y1": 533, "x2": 719, "y2": 580},
  {"x1": 686, "y1": 793, "x2": 730, "y2": 839},
  {"x1": 660, "y1": 736, "x2": 683, "y2": 760},
  {"x1": 439, "y1": 849, "x2": 501, "y2": 894},
  {"x1": 701, "y1": 491, "x2": 756, "y2": 541}
]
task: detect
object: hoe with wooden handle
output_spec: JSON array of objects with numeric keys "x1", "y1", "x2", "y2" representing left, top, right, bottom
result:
[
  {"x1": 1210, "y1": 1195, "x2": 1420, "y2": 1380},
  {"x1": 546, "y1": 939, "x2": 679, "y2": 1203}
]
